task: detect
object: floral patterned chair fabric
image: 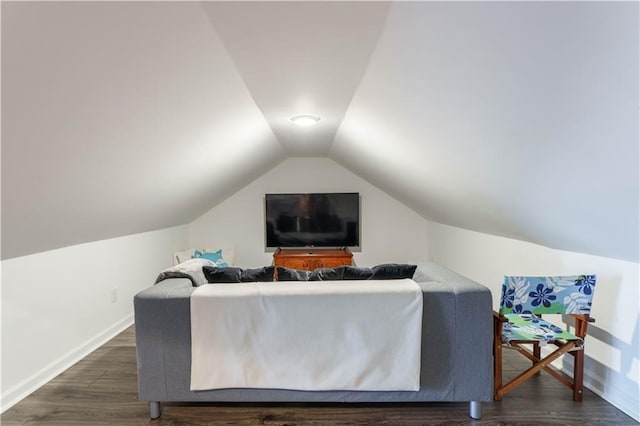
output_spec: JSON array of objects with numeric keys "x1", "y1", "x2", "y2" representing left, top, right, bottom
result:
[
  {"x1": 493, "y1": 275, "x2": 596, "y2": 402},
  {"x1": 499, "y1": 275, "x2": 596, "y2": 344}
]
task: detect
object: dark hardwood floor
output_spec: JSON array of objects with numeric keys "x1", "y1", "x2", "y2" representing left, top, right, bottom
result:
[{"x1": 2, "y1": 326, "x2": 637, "y2": 425}]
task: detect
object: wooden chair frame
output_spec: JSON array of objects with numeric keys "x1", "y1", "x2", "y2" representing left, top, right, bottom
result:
[{"x1": 493, "y1": 312, "x2": 595, "y2": 401}]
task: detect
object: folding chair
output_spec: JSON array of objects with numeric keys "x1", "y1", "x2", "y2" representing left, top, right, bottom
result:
[{"x1": 493, "y1": 275, "x2": 596, "y2": 401}]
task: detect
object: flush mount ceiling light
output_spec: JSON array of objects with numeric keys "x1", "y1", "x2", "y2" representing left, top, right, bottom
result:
[{"x1": 290, "y1": 114, "x2": 320, "y2": 127}]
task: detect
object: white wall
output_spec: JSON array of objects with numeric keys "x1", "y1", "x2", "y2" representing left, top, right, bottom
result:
[
  {"x1": 428, "y1": 221, "x2": 640, "y2": 421},
  {"x1": 2, "y1": 2, "x2": 283, "y2": 260},
  {"x1": 334, "y1": 2, "x2": 639, "y2": 263},
  {"x1": 0, "y1": 225, "x2": 188, "y2": 412},
  {"x1": 189, "y1": 158, "x2": 430, "y2": 267}
]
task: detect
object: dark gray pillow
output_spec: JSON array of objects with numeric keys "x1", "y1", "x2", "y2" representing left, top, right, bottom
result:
[
  {"x1": 276, "y1": 267, "x2": 311, "y2": 281},
  {"x1": 369, "y1": 263, "x2": 417, "y2": 280},
  {"x1": 202, "y1": 266, "x2": 243, "y2": 283},
  {"x1": 342, "y1": 266, "x2": 374, "y2": 280},
  {"x1": 241, "y1": 266, "x2": 275, "y2": 282},
  {"x1": 308, "y1": 267, "x2": 345, "y2": 281}
]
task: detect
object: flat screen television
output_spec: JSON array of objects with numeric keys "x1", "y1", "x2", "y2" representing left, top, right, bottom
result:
[{"x1": 265, "y1": 192, "x2": 360, "y2": 249}]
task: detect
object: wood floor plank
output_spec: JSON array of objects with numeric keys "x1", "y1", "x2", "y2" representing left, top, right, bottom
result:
[{"x1": 2, "y1": 325, "x2": 637, "y2": 425}]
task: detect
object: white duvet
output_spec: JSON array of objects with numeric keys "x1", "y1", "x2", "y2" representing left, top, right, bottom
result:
[{"x1": 190, "y1": 279, "x2": 423, "y2": 391}]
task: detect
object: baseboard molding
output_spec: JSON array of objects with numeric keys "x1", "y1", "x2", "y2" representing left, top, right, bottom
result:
[
  {"x1": 539, "y1": 348, "x2": 639, "y2": 423},
  {"x1": 1, "y1": 314, "x2": 134, "y2": 413},
  {"x1": 580, "y1": 367, "x2": 640, "y2": 423}
]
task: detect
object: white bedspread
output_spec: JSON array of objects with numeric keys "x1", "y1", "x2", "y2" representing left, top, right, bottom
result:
[{"x1": 190, "y1": 279, "x2": 423, "y2": 391}]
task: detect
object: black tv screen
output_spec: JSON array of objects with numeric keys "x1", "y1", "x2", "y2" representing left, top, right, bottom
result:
[{"x1": 265, "y1": 192, "x2": 360, "y2": 248}]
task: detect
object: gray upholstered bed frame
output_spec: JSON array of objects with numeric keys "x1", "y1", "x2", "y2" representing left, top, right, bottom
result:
[{"x1": 134, "y1": 261, "x2": 493, "y2": 419}]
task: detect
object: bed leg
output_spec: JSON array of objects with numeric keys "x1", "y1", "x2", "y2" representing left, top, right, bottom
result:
[
  {"x1": 469, "y1": 401, "x2": 481, "y2": 419},
  {"x1": 150, "y1": 401, "x2": 161, "y2": 419}
]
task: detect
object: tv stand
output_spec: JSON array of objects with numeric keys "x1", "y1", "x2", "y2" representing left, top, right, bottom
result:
[{"x1": 273, "y1": 248, "x2": 353, "y2": 271}]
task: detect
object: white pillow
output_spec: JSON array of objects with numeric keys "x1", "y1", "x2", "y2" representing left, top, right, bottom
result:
[
  {"x1": 174, "y1": 248, "x2": 197, "y2": 265},
  {"x1": 210, "y1": 247, "x2": 235, "y2": 266}
]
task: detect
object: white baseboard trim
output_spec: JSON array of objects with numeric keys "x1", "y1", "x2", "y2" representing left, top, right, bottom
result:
[
  {"x1": 581, "y1": 368, "x2": 640, "y2": 423},
  {"x1": 1, "y1": 314, "x2": 134, "y2": 413},
  {"x1": 539, "y1": 349, "x2": 639, "y2": 423}
]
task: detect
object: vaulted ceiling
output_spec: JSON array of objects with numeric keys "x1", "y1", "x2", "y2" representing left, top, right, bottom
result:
[{"x1": 2, "y1": 1, "x2": 638, "y2": 262}]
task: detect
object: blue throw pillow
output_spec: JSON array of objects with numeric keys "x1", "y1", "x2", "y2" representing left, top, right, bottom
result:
[{"x1": 193, "y1": 249, "x2": 227, "y2": 267}]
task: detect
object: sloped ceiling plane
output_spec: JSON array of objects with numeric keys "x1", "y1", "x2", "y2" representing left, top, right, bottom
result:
[{"x1": 2, "y1": 2, "x2": 638, "y2": 262}]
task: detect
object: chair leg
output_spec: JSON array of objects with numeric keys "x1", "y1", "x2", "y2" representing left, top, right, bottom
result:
[
  {"x1": 495, "y1": 341, "x2": 577, "y2": 399},
  {"x1": 532, "y1": 342, "x2": 541, "y2": 375},
  {"x1": 494, "y1": 343, "x2": 503, "y2": 400},
  {"x1": 493, "y1": 319, "x2": 503, "y2": 400},
  {"x1": 573, "y1": 348, "x2": 584, "y2": 401}
]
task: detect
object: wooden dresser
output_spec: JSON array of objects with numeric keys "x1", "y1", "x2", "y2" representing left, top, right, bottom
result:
[{"x1": 273, "y1": 248, "x2": 353, "y2": 271}]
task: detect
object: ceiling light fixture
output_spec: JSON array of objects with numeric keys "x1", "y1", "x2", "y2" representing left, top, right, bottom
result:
[{"x1": 290, "y1": 114, "x2": 320, "y2": 127}]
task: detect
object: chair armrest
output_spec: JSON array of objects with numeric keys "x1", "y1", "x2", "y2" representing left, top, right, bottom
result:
[
  {"x1": 493, "y1": 311, "x2": 506, "y2": 347},
  {"x1": 493, "y1": 310, "x2": 508, "y2": 322},
  {"x1": 571, "y1": 314, "x2": 595, "y2": 323},
  {"x1": 570, "y1": 314, "x2": 595, "y2": 339}
]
